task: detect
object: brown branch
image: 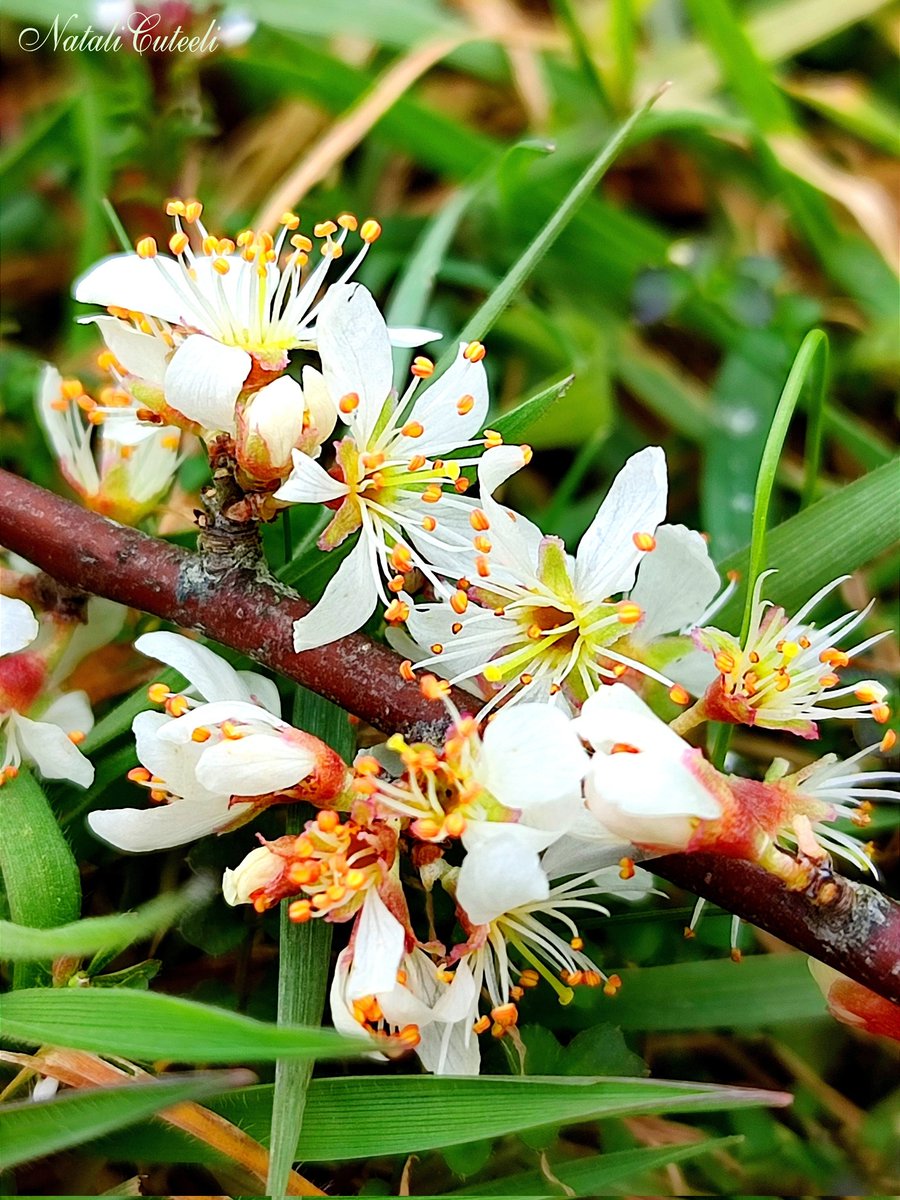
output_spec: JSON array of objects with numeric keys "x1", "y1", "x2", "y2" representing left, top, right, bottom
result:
[
  {"x1": 0, "y1": 469, "x2": 465, "y2": 745},
  {"x1": 2, "y1": 468, "x2": 899, "y2": 1005},
  {"x1": 649, "y1": 853, "x2": 900, "y2": 1004}
]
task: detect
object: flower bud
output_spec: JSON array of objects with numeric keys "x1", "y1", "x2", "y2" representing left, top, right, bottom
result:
[{"x1": 223, "y1": 844, "x2": 286, "y2": 907}]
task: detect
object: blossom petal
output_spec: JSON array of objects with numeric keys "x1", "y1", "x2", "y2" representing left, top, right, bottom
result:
[
  {"x1": 630, "y1": 524, "x2": 720, "y2": 641},
  {"x1": 317, "y1": 283, "x2": 394, "y2": 447},
  {"x1": 575, "y1": 683, "x2": 687, "y2": 758},
  {"x1": 456, "y1": 834, "x2": 550, "y2": 926},
  {"x1": 575, "y1": 446, "x2": 668, "y2": 598},
  {"x1": 132, "y1": 710, "x2": 220, "y2": 804},
  {"x1": 347, "y1": 890, "x2": 407, "y2": 999},
  {"x1": 480, "y1": 703, "x2": 587, "y2": 819},
  {"x1": 165, "y1": 335, "x2": 250, "y2": 432},
  {"x1": 291, "y1": 538, "x2": 379, "y2": 651},
  {"x1": 274, "y1": 449, "x2": 350, "y2": 505},
  {"x1": 301, "y1": 365, "x2": 337, "y2": 449},
  {"x1": 40, "y1": 690, "x2": 94, "y2": 737},
  {"x1": 156, "y1": 701, "x2": 286, "y2": 741},
  {"x1": 386, "y1": 325, "x2": 443, "y2": 347},
  {"x1": 135, "y1": 631, "x2": 252, "y2": 704},
  {"x1": 12, "y1": 713, "x2": 94, "y2": 787},
  {"x1": 196, "y1": 733, "x2": 316, "y2": 796},
  {"x1": 80, "y1": 315, "x2": 170, "y2": 385},
  {"x1": 405, "y1": 603, "x2": 508, "y2": 679},
  {"x1": 236, "y1": 670, "x2": 282, "y2": 716},
  {"x1": 87, "y1": 792, "x2": 243, "y2": 852},
  {"x1": 477, "y1": 446, "x2": 544, "y2": 582},
  {"x1": 1, "y1": 596, "x2": 38, "y2": 657},
  {"x1": 390, "y1": 345, "x2": 488, "y2": 459},
  {"x1": 74, "y1": 254, "x2": 212, "y2": 329}
]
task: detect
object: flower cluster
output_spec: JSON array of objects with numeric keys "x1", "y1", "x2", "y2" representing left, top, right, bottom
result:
[{"x1": 21, "y1": 211, "x2": 894, "y2": 1069}]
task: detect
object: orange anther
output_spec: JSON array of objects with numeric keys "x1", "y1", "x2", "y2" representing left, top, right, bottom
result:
[
  {"x1": 457, "y1": 393, "x2": 475, "y2": 415},
  {"x1": 618, "y1": 856, "x2": 636, "y2": 879},
  {"x1": 385, "y1": 599, "x2": 410, "y2": 625},
  {"x1": 165, "y1": 198, "x2": 186, "y2": 216},
  {"x1": 632, "y1": 531, "x2": 656, "y2": 551},
  {"x1": 191, "y1": 726, "x2": 212, "y2": 743},
  {"x1": 473, "y1": 1015, "x2": 490, "y2": 1034},
  {"x1": 668, "y1": 684, "x2": 690, "y2": 706},
  {"x1": 411, "y1": 357, "x2": 434, "y2": 378},
  {"x1": 339, "y1": 392, "x2": 360, "y2": 414},
  {"x1": 455, "y1": 477, "x2": 471, "y2": 493},
  {"x1": 399, "y1": 660, "x2": 416, "y2": 682},
  {"x1": 422, "y1": 484, "x2": 442, "y2": 504},
  {"x1": 873, "y1": 703, "x2": 891, "y2": 724},
  {"x1": 483, "y1": 429, "x2": 503, "y2": 449},
  {"x1": 881, "y1": 729, "x2": 896, "y2": 752},
  {"x1": 127, "y1": 767, "x2": 151, "y2": 783},
  {"x1": 463, "y1": 341, "x2": 486, "y2": 363},
  {"x1": 475, "y1": 555, "x2": 490, "y2": 578},
  {"x1": 419, "y1": 674, "x2": 450, "y2": 702},
  {"x1": 490, "y1": 1002, "x2": 518, "y2": 1027},
  {"x1": 473, "y1": 535, "x2": 492, "y2": 554},
  {"x1": 603, "y1": 974, "x2": 622, "y2": 997},
  {"x1": 280, "y1": 211, "x2": 301, "y2": 229},
  {"x1": 147, "y1": 682, "x2": 170, "y2": 704},
  {"x1": 610, "y1": 742, "x2": 640, "y2": 755},
  {"x1": 136, "y1": 236, "x2": 157, "y2": 259},
  {"x1": 469, "y1": 510, "x2": 489, "y2": 532},
  {"x1": 360, "y1": 218, "x2": 382, "y2": 243},
  {"x1": 445, "y1": 810, "x2": 466, "y2": 837},
  {"x1": 61, "y1": 378, "x2": 85, "y2": 400},
  {"x1": 337, "y1": 212, "x2": 358, "y2": 231},
  {"x1": 402, "y1": 421, "x2": 424, "y2": 438},
  {"x1": 289, "y1": 900, "x2": 312, "y2": 923},
  {"x1": 570, "y1": 936, "x2": 584, "y2": 950},
  {"x1": 519, "y1": 673, "x2": 533, "y2": 685},
  {"x1": 314, "y1": 220, "x2": 337, "y2": 238},
  {"x1": 714, "y1": 652, "x2": 736, "y2": 674},
  {"x1": 616, "y1": 601, "x2": 643, "y2": 625},
  {"x1": 430, "y1": 644, "x2": 443, "y2": 655},
  {"x1": 450, "y1": 590, "x2": 469, "y2": 615},
  {"x1": 316, "y1": 808, "x2": 340, "y2": 833},
  {"x1": 212, "y1": 257, "x2": 231, "y2": 275}
]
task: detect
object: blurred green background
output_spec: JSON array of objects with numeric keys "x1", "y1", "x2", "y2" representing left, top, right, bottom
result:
[{"x1": 0, "y1": 0, "x2": 897, "y2": 1195}]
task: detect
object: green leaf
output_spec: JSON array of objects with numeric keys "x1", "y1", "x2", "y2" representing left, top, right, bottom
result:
[
  {"x1": 0, "y1": 769, "x2": 81, "y2": 989},
  {"x1": 209, "y1": 1074, "x2": 790, "y2": 1160},
  {"x1": 0, "y1": 876, "x2": 212, "y2": 962},
  {"x1": 266, "y1": 689, "x2": 356, "y2": 1199},
  {"x1": 0, "y1": 988, "x2": 361, "y2": 1064},
  {"x1": 450, "y1": 373, "x2": 574, "y2": 454},
  {"x1": 576, "y1": 954, "x2": 827, "y2": 1032},
  {"x1": 0, "y1": 1069, "x2": 252, "y2": 1171},
  {"x1": 450, "y1": 1136, "x2": 744, "y2": 1196}
]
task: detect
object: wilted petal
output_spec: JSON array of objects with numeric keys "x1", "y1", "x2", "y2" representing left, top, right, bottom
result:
[{"x1": 575, "y1": 447, "x2": 667, "y2": 599}]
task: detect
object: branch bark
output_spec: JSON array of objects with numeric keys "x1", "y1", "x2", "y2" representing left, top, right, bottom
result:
[{"x1": 2, "y1": 468, "x2": 898, "y2": 1004}]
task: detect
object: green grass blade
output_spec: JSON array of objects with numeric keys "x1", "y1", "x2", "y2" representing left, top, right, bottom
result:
[
  {"x1": 0, "y1": 876, "x2": 212, "y2": 963},
  {"x1": 266, "y1": 689, "x2": 355, "y2": 1200},
  {"x1": 715, "y1": 456, "x2": 900, "y2": 631},
  {"x1": 441, "y1": 88, "x2": 665, "y2": 363},
  {"x1": 451, "y1": 1136, "x2": 744, "y2": 1196},
  {"x1": 0, "y1": 1070, "x2": 252, "y2": 1171},
  {"x1": 800, "y1": 335, "x2": 829, "y2": 508},
  {"x1": 209, "y1": 1074, "x2": 790, "y2": 1160},
  {"x1": 551, "y1": 0, "x2": 614, "y2": 113},
  {"x1": 0, "y1": 769, "x2": 81, "y2": 989},
  {"x1": 738, "y1": 329, "x2": 829, "y2": 642},
  {"x1": 0, "y1": 988, "x2": 361, "y2": 1064},
  {"x1": 566, "y1": 954, "x2": 826, "y2": 1032}
]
